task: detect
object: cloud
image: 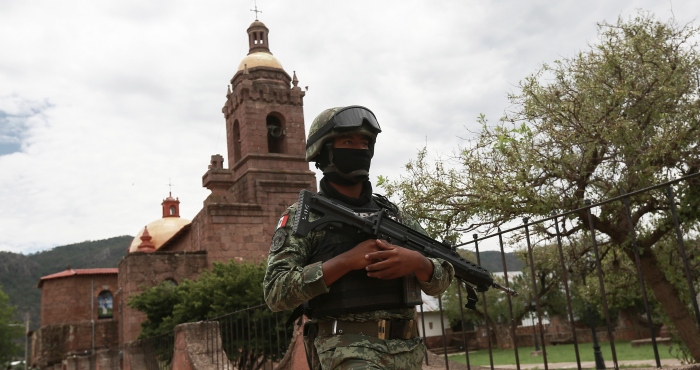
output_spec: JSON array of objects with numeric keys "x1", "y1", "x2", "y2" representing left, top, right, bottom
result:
[{"x1": 0, "y1": 0, "x2": 698, "y2": 253}]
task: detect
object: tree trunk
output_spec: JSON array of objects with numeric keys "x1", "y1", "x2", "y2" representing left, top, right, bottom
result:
[{"x1": 630, "y1": 250, "x2": 700, "y2": 361}]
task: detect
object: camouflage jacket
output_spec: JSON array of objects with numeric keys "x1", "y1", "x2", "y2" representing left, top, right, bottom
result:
[{"x1": 263, "y1": 195, "x2": 454, "y2": 323}]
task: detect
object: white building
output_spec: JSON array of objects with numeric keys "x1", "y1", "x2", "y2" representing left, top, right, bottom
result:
[{"x1": 416, "y1": 292, "x2": 451, "y2": 337}]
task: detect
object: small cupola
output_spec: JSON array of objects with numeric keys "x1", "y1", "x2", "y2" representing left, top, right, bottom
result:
[
  {"x1": 161, "y1": 193, "x2": 180, "y2": 218},
  {"x1": 247, "y1": 20, "x2": 270, "y2": 54}
]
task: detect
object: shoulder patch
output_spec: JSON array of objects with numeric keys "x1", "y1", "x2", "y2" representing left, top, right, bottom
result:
[
  {"x1": 276, "y1": 213, "x2": 289, "y2": 229},
  {"x1": 270, "y1": 228, "x2": 288, "y2": 253}
]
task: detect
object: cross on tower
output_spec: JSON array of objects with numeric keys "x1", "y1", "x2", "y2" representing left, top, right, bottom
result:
[
  {"x1": 250, "y1": 0, "x2": 262, "y2": 20},
  {"x1": 167, "y1": 179, "x2": 174, "y2": 197}
]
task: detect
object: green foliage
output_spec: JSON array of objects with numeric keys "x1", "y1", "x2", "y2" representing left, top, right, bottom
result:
[
  {"x1": 0, "y1": 284, "x2": 23, "y2": 363},
  {"x1": 128, "y1": 260, "x2": 269, "y2": 338},
  {"x1": 381, "y1": 11, "x2": 700, "y2": 359}
]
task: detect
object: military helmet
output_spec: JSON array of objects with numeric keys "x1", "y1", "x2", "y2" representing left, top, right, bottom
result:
[{"x1": 305, "y1": 105, "x2": 382, "y2": 162}]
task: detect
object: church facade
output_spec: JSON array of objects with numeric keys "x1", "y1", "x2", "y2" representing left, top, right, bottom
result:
[{"x1": 30, "y1": 19, "x2": 316, "y2": 369}]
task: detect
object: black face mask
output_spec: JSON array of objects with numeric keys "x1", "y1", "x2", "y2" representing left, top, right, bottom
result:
[{"x1": 323, "y1": 148, "x2": 373, "y2": 185}]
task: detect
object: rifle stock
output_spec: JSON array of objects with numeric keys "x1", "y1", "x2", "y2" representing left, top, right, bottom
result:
[{"x1": 292, "y1": 190, "x2": 517, "y2": 310}]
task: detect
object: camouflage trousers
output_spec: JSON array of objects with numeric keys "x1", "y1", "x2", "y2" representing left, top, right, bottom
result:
[{"x1": 315, "y1": 333, "x2": 425, "y2": 370}]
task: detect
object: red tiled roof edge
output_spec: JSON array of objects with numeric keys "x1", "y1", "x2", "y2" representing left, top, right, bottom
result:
[{"x1": 37, "y1": 268, "x2": 119, "y2": 288}]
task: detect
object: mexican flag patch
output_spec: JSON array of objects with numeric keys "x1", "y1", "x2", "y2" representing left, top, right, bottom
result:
[{"x1": 276, "y1": 214, "x2": 289, "y2": 229}]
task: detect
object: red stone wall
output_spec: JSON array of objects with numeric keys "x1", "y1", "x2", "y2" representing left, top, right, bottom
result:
[
  {"x1": 30, "y1": 320, "x2": 118, "y2": 368},
  {"x1": 198, "y1": 169, "x2": 316, "y2": 264},
  {"x1": 223, "y1": 67, "x2": 308, "y2": 171},
  {"x1": 40, "y1": 274, "x2": 119, "y2": 327},
  {"x1": 118, "y1": 251, "x2": 208, "y2": 344}
]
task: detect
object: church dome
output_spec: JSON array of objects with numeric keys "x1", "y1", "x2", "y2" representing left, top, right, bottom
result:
[
  {"x1": 128, "y1": 192, "x2": 190, "y2": 253},
  {"x1": 237, "y1": 52, "x2": 284, "y2": 72},
  {"x1": 128, "y1": 217, "x2": 191, "y2": 253}
]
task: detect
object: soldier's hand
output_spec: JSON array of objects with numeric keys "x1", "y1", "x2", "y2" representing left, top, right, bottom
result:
[
  {"x1": 343, "y1": 239, "x2": 382, "y2": 270},
  {"x1": 364, "y1": 239, "x2": 434, "y2": 281},
  {"x1": 321, "y1": 240, "x2": 380, "y2": 286}
]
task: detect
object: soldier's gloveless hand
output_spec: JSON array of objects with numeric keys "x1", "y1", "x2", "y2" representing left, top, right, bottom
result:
[
  {"x1": 321, "y1": 239, "x2": 381, "y2": 286},
  {"x1": 364, "y1": 239, "x2": 435, "y2": 281}
]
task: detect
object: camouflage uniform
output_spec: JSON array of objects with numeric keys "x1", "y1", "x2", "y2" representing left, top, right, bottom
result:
[{"x1": 264, "y1": 199, "x2": 454, "y2": 370}]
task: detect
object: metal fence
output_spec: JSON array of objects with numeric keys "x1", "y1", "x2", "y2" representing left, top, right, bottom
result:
[
  {"x1": 204, "y1": 304, "x2": 292, "y2": 370},
  {"x1": 138, "y1": 332, "x2": 174, "y2": 370},
  {"x1": 139, "y1": 173, "x2": 699, "y2": 370},
  {"x1": 137, "y1": 305, "x2": 292, "y2": 370},
  {"x1": 427, "y1": 172, "x2": 700, "y2": 370}
]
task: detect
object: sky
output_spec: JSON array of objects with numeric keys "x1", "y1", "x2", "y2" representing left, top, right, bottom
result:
[{"x1": 1, "y1": 0, "x2": 699, "y2": 254}]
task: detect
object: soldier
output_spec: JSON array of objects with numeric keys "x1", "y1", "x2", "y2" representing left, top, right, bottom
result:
[{"x1": 264, "y1": 106, "x2": 454, "y2": 370}]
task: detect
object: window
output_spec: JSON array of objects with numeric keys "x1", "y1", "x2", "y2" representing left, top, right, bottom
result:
[
  {"x1": 169, "y1": 205, "x2": 176, "y2": 215},
  {"x1": 97, "y1": 291, "x2": 113, "y2": 319},
  {"x1": 266, "y1": 114, "x2": 284, "y2": 153}
]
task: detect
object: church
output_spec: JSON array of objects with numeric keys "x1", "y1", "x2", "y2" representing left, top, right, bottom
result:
[{"x1": 29, "y1": 18, "x2": 317, "y2": 369}]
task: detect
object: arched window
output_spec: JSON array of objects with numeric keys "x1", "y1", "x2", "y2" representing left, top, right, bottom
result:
[
  {"x1": 169, "y1": 205, "x2": 176, "y2": 215},
  {"x1": 97, "y1": 291, "x2": 113, "y2": 319},
  {"x1": 266, "y1": 114, "x2": 284, "y2": 153}
]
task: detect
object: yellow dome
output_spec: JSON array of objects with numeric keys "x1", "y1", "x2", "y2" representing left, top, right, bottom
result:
[
  {"x1": 129, "y1": 217, "x2": 191, "y2": 252},
  {"x1": 237, "y1": 52, "x2": 284, "y2": 72}
]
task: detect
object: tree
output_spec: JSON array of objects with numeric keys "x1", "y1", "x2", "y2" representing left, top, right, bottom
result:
[
  {"x1": 0, "y1": 284, "x2": 22, "y2": 363},
  {"x1": 380, "y1": 12, "x2": 700, "y2": 360},
  {"x1": 128, "y1": 260, "x2": 289, "y2": 369},
  {"x1": 129, "y1": 260, "x2": 271, "y2": 337}
]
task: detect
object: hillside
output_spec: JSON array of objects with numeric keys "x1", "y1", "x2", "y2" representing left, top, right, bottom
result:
[
  {"x1": 0, "y1": 235, "x2": 132, "y2": 330},
  {"x1": 477, "y1": 250, "x2": 525, "y2": 273},
  {"x1": 0, "y1": 236, "x2": 522, "y2": 330}
]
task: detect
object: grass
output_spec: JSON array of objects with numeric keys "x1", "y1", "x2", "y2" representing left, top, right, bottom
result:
[{"x1": 447, "y1": 341, "x2": 675, "y2": 366}]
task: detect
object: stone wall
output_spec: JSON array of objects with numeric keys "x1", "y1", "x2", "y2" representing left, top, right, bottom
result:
[
  {"x1": 40, "y1": 274, "x2": 119, "y2": 326},
  {"x1": 117, "y1": 251, "x2": 208, "y2": 344},
  {"x1": 30, "y1": 320, "x2": 118, "y2": 368}
]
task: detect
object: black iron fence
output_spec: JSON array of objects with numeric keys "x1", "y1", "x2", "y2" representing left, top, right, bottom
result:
[
  {"x1": 205, "y1": 304, "x2": 292, "y2": 370},
  {"x1": 138, "y1": 173, "x2": 699, "y2": 370},
  {"x1": 425, "y1": 172, "x2": 700, "y2": 370},
  {"x1": 137, "y1": 332, "x2": 174, "y2": 370},
  {"x1": 136, "y1": 305, "x2": 292, "y2": 370}
]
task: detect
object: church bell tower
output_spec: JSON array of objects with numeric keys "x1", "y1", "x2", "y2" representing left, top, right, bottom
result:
[{"x1": 201, "y1": 19, "x2": 317, "y2": 261}]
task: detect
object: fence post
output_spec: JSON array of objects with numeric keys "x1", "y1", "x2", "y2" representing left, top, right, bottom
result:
[
  {"x1": 456, "y1": 283, "x2": 472, "y2": 370},
  {"x1": 420, "y1": 303, "x2": 429, "y2": 366},
  {"x1": 473, "y1": 233, "x2": 495, "y2": 370},
  {"x1": 621, "y1": 192, "x2": 661, "y2": 367},
  {"x1": 584, "y1": 200, "x2": 618, "y2": 370},
  {"x1": 552, "y1": 215, "x2": 581, "y2": 370},
  {"x1": 497, "y1": 228, "x2": 520, "y2": 370},
  {"x1": 438, "y1": 296, "x2": 450, "y2": 370},
  {"x1": 523, "y1": 218, "x2": 548, "y2": 370}
]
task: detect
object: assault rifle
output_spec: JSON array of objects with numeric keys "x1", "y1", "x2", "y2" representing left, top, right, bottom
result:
[{"x1": 292, "y1": 189, "x2": 518, "y2": 310}]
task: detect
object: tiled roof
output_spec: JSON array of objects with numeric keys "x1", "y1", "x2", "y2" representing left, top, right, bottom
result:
[{"x1": 38, "y1": 268, "x2": 118, "y2": 287}]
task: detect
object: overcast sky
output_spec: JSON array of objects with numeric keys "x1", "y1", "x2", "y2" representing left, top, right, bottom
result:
[{"x1": 1, "y1": 0, "x2": 698, "y2": 254}]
